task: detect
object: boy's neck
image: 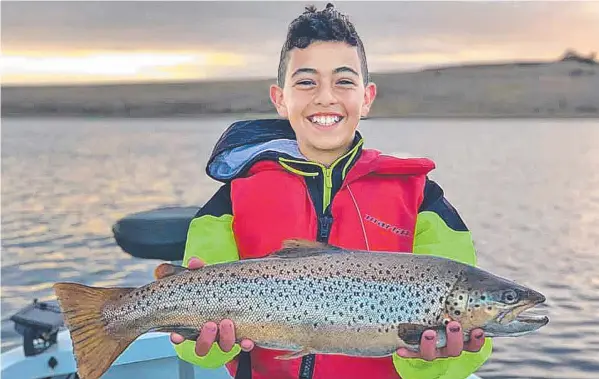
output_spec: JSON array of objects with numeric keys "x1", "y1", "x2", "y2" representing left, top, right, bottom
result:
[{"x1": 300, "y1": 141, "x2": 353, "y2": 168}]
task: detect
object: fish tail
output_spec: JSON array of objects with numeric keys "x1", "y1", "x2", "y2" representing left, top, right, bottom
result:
[{"x1": 53, "y1": 282, "x2": 137, "y2": 379}]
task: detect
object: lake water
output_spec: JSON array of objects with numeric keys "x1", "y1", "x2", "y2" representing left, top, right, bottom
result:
[{"x1": 2, "y1": 117, "x2": 598, "y2": 378}]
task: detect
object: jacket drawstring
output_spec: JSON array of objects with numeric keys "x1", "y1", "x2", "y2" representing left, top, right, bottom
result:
[{"x1": 346, "y1": 183, "x2": 370, "y2": 251}]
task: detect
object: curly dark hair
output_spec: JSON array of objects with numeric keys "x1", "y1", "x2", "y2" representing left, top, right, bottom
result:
[{"x1": 277, "y1": 3, "x2": 369, "y2": 87}]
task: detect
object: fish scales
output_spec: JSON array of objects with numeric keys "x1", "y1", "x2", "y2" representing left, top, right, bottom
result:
[
  {"x1": 53, "y1": 240, "x2": 549, "y2": 379},
  {"x1": 102, "y1": 251, "x2": 462, "y2": 356}
]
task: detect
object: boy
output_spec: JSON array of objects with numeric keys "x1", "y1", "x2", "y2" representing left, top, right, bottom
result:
[{"x1": 165, "y1": 4, "x2": 492, "y2": 379}]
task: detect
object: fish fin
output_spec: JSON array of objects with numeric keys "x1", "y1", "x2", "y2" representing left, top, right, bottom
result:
[
  {"x1": 154, "y1": 263, "x2": 187, "y2": 280},
  {"x1": 274, "y1": 348, "x2": 314, "y2": 360},
  {"x1": 53, "y1": 282, "x2": 138, "y2": 379},
  {"x1": 396, "y1": 324, "x2": 449, "y2": 352},
  {"x1": 272, "y1": 239, "x2": 343, "y2": 259},
  {"x1": 396, "y1": 323, "x2": 429, "y2": 346},
  {"x1": 153, "y1": 327, "x2": 199, "y2": 341},
  {"x1": 281, "y1": 239, "x2": 331, "y2": 250}
]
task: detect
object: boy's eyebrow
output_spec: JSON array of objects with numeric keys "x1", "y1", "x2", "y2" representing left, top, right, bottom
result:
[
  {"x1": 291, "y1": 68, "x2": 317, "y2": 77},
  {"x1": 291, "y1": 66, "x2": 360, "y2": 78},
  {"x1": 334, "y1": 66, "x2": 359, "y2": 76}
]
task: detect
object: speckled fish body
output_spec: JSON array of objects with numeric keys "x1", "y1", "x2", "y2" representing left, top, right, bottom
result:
[{"x1": 53, "y1": 240, "x2": 549, "y2": 379}]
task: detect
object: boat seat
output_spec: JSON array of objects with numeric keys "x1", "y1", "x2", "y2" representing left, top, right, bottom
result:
[{"x1": 112, "y1": 206, "x2": 200, "y2": 261}]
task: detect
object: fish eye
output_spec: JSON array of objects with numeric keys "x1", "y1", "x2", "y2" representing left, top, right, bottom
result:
[{"x1": 502, "y1": 290, "x2": 519, "y2": 304}]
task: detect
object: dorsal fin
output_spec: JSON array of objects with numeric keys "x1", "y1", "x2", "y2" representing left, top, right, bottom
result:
[
  {"x1": 270, "y1": 239, "x2": 342, "y2": 259},
  {"x1": 281, "y1": 239, "x2": 329, "y2": 249}
]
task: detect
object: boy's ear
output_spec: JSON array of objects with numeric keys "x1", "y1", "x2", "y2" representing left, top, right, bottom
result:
[
  {"x1": 361, "y1": 82, "x2": 377, "y2": 117},
  {"x1": 269, "y1": 84, "x2": 288, "y2": 118}
]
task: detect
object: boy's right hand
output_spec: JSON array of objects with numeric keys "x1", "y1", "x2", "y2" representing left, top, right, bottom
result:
[{"x1": 167, "y1": 257, "x2": 255, "y2": 356}]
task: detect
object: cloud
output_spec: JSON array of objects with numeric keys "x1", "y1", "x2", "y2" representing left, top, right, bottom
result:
[{"x1": 2, "y1": 1, "x2": 597, "y2": 80}]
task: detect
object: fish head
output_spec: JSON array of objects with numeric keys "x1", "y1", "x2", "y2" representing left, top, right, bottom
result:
[{"x1": 444, "y1": 265, "x2": 549, "y2": 337}]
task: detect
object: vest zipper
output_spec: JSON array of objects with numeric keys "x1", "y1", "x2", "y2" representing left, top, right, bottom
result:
[
  {"x1": 300, "y1": 213, "x2": 331, "y2": 379},
  {"x1": 300, "y1": 170, "x2": 333, "y2": 379}
]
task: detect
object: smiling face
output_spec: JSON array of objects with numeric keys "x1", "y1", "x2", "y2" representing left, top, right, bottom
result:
[{"x1": 270, "y1": 41, "x2": 377, "y2": 166}]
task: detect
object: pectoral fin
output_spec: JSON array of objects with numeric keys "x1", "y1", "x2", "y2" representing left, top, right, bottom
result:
[
  {"x1": 274, "y1": 348, "x2": 314, "y2": 360},
  {"x1": 152, "y1": 327, "x2": 199, "y2": 341}
]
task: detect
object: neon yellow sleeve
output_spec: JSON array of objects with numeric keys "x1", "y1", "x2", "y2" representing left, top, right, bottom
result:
[
  {"x1": 392, "y1": 211, "x2": 493, "y2": 379},
  {"x1": 173, "y1": 214, "x2": 242, "y2": 368}
]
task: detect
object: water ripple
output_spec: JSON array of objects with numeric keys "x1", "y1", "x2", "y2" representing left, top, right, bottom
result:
[{"x1": 2, "y1": 118, "x2": 599, "y2": 378}]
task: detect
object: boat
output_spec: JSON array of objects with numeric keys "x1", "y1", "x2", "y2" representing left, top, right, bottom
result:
[{"x1": 0, "y1": 206, "x2": 483, "y2": 379}]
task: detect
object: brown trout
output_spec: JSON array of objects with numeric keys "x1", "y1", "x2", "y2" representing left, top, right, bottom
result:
[{"x1": 53, "y1": 240, "x2": 548, "y2": 379}]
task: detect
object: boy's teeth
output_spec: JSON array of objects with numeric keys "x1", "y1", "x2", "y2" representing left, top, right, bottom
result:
[{"x1": 311, "y1": 116, "x2": 340, "y2": 126}]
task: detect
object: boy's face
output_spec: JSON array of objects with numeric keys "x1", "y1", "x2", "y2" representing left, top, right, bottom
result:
[{"x1": 270, "y1": 41, "x2": 376, "y2": 164}]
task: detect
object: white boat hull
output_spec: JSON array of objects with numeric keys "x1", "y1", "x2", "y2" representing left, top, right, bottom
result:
[{"x1": 1, "y1": 329, "x2": 483, "y2": 379}]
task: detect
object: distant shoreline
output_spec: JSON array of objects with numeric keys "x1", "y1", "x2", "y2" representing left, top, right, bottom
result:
[{"x1": 3, "y1": 58, "x2": 598, "y2": 119}]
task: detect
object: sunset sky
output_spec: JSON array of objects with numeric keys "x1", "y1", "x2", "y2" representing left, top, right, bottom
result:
[{"x1": 2, "y1": 1, "x2": 598, "y2": 85}]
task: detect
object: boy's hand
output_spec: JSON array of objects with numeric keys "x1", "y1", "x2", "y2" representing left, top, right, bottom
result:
[
  {"x1": 166, "y1": 257, "x2": 255, "y2": 356},
  {"x1": 396, "y1": 321, "x2": 485, "y2": 361}
]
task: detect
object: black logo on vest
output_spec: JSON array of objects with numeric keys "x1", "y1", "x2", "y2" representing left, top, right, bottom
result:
[{"x1": 364, "y1": 214, "x2": 411, "y2": 237}]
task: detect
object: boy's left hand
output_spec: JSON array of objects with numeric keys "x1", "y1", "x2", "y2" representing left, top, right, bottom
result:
[{"x1": 396, "y1": 321, "x2": 485, "y2": 361}]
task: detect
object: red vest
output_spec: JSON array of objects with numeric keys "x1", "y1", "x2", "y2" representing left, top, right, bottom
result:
[{"x1": 226, "y1": 149, "x2": 435, "y2": 379}]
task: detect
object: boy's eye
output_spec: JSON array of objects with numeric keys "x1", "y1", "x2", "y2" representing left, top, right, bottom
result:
[
  {"x1": 296, "y1": 80, "x2": 315, "y2": 86},
  {"x1": 337, "y1": 79, "x2": 355, "y2": 86}
]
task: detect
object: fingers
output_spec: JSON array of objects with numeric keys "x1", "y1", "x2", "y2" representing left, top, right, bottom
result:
[
  {"x1": 396, "y1": 330, "x2": 439, "y2": 360},
  {"x1": 465, "y1": 328, "x2": 485, "y2": 352},
  {"x1": 187, "y1": 257, "x2": 205, "y2": 270},
  {"x1": 396, "y1": 347, "x2": 419, "y2": 358},
  {"x1": 195, "y1": 322, "x2": 218, "y2": 356},
  {"x1": 170, "y1": 333, "x2": 185, "y2": 344},
  {"x1": 175, "y1": 318, "x2": 253, "y2": 356},
  {"x1": 218, "y1": 319, "x2": 236, "y2": 352},
  {"x1": 240, "y1": 339, "x2": 255, "y2": 352},
  {"x1": 419, "y1": 329, "x2": 438, "y2": 361},
  {"x1": 442, "y1": 321, "x2": 464, "y2": 357},
  {"x1": 397, "y1": 323, "x2": 476, "y2": 361}
]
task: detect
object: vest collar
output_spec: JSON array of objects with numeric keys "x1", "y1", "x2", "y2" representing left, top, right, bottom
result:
[{"x1": 206, "y1": 118, "x2": 364, "y2": 182}]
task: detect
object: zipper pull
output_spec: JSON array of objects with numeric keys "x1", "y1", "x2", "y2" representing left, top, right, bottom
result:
[{"x1": 319, "y1": 215, "x2": 333, "y2": 241}]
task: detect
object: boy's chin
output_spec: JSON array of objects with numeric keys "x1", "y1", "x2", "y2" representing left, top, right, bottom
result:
[{"x1": 308, "y1": 139, "x2": 353, "y2": 154}]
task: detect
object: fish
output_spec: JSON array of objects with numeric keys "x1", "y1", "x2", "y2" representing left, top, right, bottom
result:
[{"x1": 53, "y1": 239, "x2": 549, "y2": 379}]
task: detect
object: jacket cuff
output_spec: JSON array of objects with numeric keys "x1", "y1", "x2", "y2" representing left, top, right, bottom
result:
[
  {"x1": 174, "y1": 341, "x2": 241, "y2": 369},
  {"x1": 392, "y1": 338, "x2": 492, "y2": 379}
]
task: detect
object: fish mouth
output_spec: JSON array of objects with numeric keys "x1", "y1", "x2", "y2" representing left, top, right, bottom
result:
[
  {"x1": 485, "y1": 301, "x2": 548, "y2": 337},
  {"x1": 498, "y1": 300, "x2": 548, "y2": 327},
  {"x1": 514, "y1": 311, "x2": 549, "y2": 326}
]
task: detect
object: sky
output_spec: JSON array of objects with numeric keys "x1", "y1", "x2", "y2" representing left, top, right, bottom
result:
[{"x1": 1, "y1": 1, "x2": 598, "y2": 85}]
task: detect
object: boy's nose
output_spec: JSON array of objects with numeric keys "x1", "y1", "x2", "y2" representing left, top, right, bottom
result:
[{"x1": 313, "y1": 85, "x2": 338, "y2": 106}]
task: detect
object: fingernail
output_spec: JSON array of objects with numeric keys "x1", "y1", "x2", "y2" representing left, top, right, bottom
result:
[
  {"x1": 450, "y1": 326, "x2": 460, "y2": 333},
  {"x1": 424, "y1": 335, "x2": 434, "y2": 341},
  {"x1": 475, "y1": 332, "x2": 483, "y2": 339}
]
